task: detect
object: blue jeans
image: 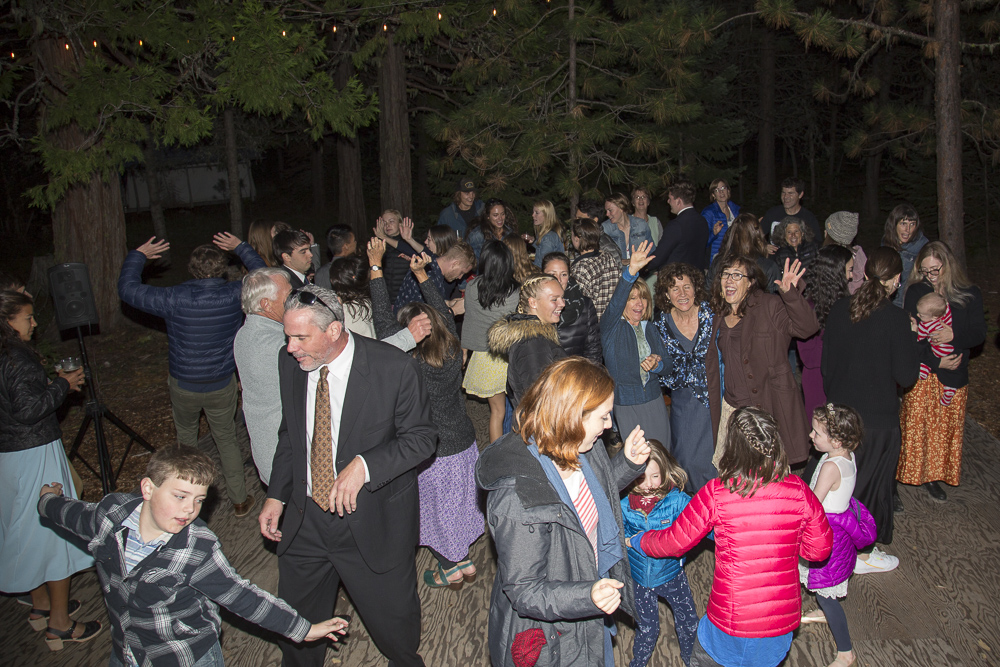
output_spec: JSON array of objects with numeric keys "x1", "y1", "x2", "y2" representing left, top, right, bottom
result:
[{"x1": 109, "y1": 641, "x2": 225, "y2": 667}]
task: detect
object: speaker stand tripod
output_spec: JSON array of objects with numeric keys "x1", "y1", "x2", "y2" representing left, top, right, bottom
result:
[{"x1": 66, "y1": 326, "x2": 155, "y2": 495}]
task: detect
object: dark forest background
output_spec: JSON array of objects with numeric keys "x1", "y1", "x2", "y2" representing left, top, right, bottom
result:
[{"x1": 2, "y1": 0, "x2": 999, "y2": 330}]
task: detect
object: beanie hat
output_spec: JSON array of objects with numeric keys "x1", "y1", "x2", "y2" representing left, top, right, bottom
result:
[{"x1": 825, "y1": 211, "x2": 859, "y2": 245}]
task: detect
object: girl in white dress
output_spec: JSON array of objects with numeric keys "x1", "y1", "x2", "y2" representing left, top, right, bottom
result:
[{"x1": 800, "y1": 404, "x2": 873, "y2": 667}]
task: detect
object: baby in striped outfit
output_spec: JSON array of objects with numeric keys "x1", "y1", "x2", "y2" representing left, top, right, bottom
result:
[{"x1": 916, "y1": 292, "x2": 958, "y2": 405}]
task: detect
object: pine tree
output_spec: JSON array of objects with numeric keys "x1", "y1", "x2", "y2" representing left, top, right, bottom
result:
[
  {"x1": 2, "y1": 0, "x2": 377, "y2": 328},
  {"x1": 418, "y1": 0, "x2": 746, "y2": 219}
]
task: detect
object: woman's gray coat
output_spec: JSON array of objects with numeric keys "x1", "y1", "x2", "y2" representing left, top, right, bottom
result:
[{"x1": 475, "y1": 431, "x2": 644, "y2": 667}]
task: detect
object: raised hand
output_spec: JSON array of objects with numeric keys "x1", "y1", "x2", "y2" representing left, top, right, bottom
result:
[
  {"x1": 623, "y1": 424, "x2": 651, "y2": 465},
  {"x1": 400, "y1": 217, "x2": 415, "y2": 242},
  {"x1": 410, "y1": 252, "x2": 432, "y2": 276},
  {"x1": 628, "y1": 240, "x2": 656, "y2": 275},
  {"x1": 775, "y1": 258, "x2": 805, "y2": 293},
  {"x1": 367, "y1": 238, "x2": 386, "y2": 266},
  {"x1": 373, "y1": 216, "x2": 388, "y2": 241},
  {"x1": 713, "y1": 221, "x2": 725, "y2": 235},
  {"x1": 302, "y1": 230, "x2": 315, "y2": 246},
  {"x1": 212, "y1": 231, "x2": 241, "y2": 252},
  {"x1": 137, "y1": 236, "x2": 170, "y2": 259},
  {"x1": 407, "y1": 312, "x2": 432, "y2": 343},
  {"x1": 590, "y1": 578, "x2": 624, "y2": 615}
]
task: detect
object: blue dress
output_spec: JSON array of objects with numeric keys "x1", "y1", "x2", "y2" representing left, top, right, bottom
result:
[
  {"x1": 655, "y1": 307, "x2": 717, "y2": 492},
  {"x1": 0, "y1": 439, "x2": 93, "y2": 592}
]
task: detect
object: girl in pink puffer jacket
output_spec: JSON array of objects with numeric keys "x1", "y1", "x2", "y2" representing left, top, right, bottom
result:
[
  {"x1": 799, "y1": 405, "x2": 877, "y2": 667},
  {"x1": 629, "y1": 407, "x2": 832, "y2": 667}
]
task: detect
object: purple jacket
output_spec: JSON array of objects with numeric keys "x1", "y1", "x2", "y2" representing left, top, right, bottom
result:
[{"x1": 806, "y1": 497, "x2": 877, "y2": 589}]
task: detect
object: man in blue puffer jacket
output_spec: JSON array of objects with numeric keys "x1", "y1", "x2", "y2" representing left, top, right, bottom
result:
[{"x1": 118, "y1": 232, "x2": 264, "y2": 517}]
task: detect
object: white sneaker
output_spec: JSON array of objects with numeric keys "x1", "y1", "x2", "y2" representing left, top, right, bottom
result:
[{"x1": 854, "y1": 547, "x2": 899, "y2": 574}]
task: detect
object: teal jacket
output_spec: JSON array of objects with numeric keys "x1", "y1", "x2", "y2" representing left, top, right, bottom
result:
[{"x1": 621, "y1": 489, "x2": 689, "y2": 588}]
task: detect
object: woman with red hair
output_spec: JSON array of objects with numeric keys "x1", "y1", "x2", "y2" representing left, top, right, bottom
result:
[{"x1": 476, "y1": 357, "x2": 651, "y2": 667}]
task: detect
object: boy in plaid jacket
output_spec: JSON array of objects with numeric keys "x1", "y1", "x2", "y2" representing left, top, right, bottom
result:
[{"x1": 38, "y1": 445, "x2": 347, "y2": 666}]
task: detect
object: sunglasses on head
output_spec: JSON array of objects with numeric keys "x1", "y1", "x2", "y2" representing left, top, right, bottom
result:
[{"x1": 293, "y1": 289, "x2": 337, "y2": 314}]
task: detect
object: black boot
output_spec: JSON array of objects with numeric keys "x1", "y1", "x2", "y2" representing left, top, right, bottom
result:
[
  {"x1": 893, "y1": 490, "x2": 904, "y2": 514},
  {"x1": 926, "y1": 481, "x2": 947, "y2": 501}
]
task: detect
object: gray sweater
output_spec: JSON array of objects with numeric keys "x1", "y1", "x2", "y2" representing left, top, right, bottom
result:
[
  {"x1": 371, "y1": 276, "x2": 476, "y2": 457},
  {"x1": 233, "y1": 315, "x2": 285, "y2": 483},
  {"x1": 460, "y1": 277, "x2": 520, "y2": 352}
]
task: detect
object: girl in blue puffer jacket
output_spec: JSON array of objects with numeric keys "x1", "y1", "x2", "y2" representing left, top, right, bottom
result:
[{"x1": 621, "y1": 441, "x2": 699, "y2": 666}]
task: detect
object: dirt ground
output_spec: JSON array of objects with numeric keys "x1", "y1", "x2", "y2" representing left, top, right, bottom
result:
[{"x1": 47, "y1": 231, "x2": 1000, "y2": 502}]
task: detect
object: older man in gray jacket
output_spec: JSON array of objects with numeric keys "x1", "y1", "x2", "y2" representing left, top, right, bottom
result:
[{"x1": 235, "y1": 268, "x2": 431, "y2": 484}]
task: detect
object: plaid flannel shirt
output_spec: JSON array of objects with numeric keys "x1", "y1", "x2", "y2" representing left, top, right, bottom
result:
[
  {"x1": 38, "y1": 493, "x2": 310, "y2": 667},
  {"x1": 571, "y1": 250, "x2": 622, "y2": 319}
]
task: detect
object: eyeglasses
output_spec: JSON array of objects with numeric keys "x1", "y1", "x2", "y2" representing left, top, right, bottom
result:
[
  {"x1": 632, "y1": 195, "x2": 649, "y2": 201},
  {"x1": 294, "y1": 289, "x2": 337, "y2": 314},
  {"x1": 713, "y1": 186, "x2": 729, "y2": 193},
  {"x1": 721, "y1": 271, "x2": 746, "y2": 282},
  {"x1": 919, "y1": 267, "x2": 942, "y2": 278}
]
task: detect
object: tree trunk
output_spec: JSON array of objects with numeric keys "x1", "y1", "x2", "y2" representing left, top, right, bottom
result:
[
  {"x1": 35, "y1": 39, "x2": 126, "y2": 331},
  {"x1": 224, "y1": 107, "x2": 243, "y2": 237},
  {"x1": 737, "y1": 143, "x2": 744, "y2": 203},
  {"x1": 378, "y1": 33, "x2": 412, "y2": 215},
  {"x1": 757, "y1": 29, "x2": 776, "y2": 199},
  {"x1": 862, "y1": 153, "x2": 882, "y2": 229},
  {"x1": 335, "y1": 54, "x2": 367, "y2": 241},
  {"x1": 144, "y1": 144, "x2": 169, "y2": 263},
  {"x1": 311, "y1": 139, "x2": 325, "y2": 214},
  {"x1": 827, "y1": 105, "x2": 838, "y2": 202},
  {"x1": 935, "y1": 0, "x2": 965, "y2": 265},
  {"x1": 568, "y1": 0, "x2": 579, "y2": 218},
  {"x1": 808, "y1": 133, "x2": 816, "y2": 203}
]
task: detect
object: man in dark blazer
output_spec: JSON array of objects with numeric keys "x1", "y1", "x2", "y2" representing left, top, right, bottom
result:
[
  {"x1": 258, "y1": 285, "x2": 436, "y2": 667},
  {"x1": 274, "y1": 228, "x2": 314, "y2": 289},
  {"x1": 646, "y1": 179, "x2": 710, "y2": 272}
]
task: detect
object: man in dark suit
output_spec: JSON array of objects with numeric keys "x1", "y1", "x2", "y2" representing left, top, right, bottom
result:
[
  {"x1": 273, "y1": 229, "x2": 314, "y2": 289},
  {"x1": 646, "y1": 179, "x2": 710, "y2": 272},
  {"x1": 257, "y1": 285, "x2": 436, "y2": 667}
]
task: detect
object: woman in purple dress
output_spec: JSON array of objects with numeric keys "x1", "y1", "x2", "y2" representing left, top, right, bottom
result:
[
  {"x1": 369, "y1": 244, "x2": 484, "y2": 589},
  {"x1": 797, "y1": 246, "x2": 853, "y2": 420}
]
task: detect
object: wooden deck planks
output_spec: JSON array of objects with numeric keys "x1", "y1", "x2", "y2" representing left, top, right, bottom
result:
[{"x1": 3, "y1": 413, "x2": 1000, "y2": 666}]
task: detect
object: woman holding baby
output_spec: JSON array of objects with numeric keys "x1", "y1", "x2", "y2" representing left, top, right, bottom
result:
[{"x1": 897, "y1": 241, "x2": 985, "y2": 502}]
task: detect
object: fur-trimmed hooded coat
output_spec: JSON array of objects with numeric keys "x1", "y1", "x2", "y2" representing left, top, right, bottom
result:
[{"x1": 488, "y1": 313, "x2": 567, "y2": 407}]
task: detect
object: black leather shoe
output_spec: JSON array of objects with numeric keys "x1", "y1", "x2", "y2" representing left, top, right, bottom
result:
[{"x1": 926, "y1": 481, "x2": 947, "y2": 501}]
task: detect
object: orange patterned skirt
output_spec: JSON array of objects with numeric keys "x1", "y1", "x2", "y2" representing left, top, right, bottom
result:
[{"x1": 897, "y1": 374, "x2": 968, "y2": 486}]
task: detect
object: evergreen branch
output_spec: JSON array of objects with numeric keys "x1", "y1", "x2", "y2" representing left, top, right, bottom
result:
[
  {"x1": 494, "y1": 6, "x2": 569, "y2": 60},
  {"x1": 709, "y1": 11, "x2": 760, "y2": 32},
  {"x1": 408, "y1": 77, "x2": 453, "y2": 102}
]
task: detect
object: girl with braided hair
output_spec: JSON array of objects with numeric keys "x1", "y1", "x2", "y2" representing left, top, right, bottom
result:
[{"x1": 627, "y1": 407, "x2": 832, "y2": 667}]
